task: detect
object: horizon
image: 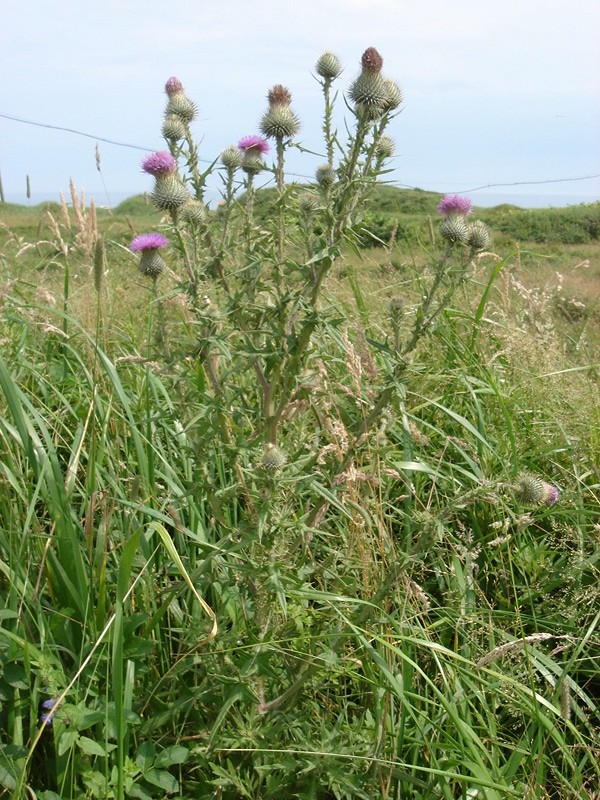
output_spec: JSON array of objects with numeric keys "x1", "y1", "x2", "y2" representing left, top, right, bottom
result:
[{"x1": 3, "y1": 187, "x2": 598, "y2": 213}]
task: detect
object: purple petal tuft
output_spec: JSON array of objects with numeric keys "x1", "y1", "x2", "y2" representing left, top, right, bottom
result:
[
  {"x1": 141, "y1": 151, "x2": 177, "y2": 177},
  {"x1": 130, "y1": 233, "x2": 169, "y2": 252},
  {"x1": 238, "y1": 135, "x2": 270, "y2": 155},
  {"x1": 437, "y1": 194, "x2": 473, "y2": 217}
]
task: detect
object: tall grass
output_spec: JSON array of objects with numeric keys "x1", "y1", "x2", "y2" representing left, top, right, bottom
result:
[{"x1": 0, "y1": 47, "x2": 599, "y2": 800}]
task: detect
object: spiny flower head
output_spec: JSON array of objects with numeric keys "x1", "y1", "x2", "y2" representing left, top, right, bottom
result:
[
  {"x1": 162, "y1": 114, "x2": 186, "y2": 141},
  {"x1": 141, "y1": 151, "x2": 177, "y2": 177},
  {"x1": 514, "y1": 473, "x2": 560, "y2": 507},
  {"x1": 381, "y1": 79, "x2": 403, "y2": 112},
  {"x1": 262, "y1": 85, "x2": 300, "y2": 139},
  {"x1": 316, "y1": 164, "x2": 336, "y2": 187},
  {"x1": 238, "y1": 135, "x2": 270, "y2": 155},
  {"x1": 165, "y1": 76, "x2": 184, "y2": 96},
  {"x1": 261, "y1": 106, "x2": 300, "y2": 139},
  {"x1": 375, "y1": 135, "x2": 395, "y2": 160},
  {"x1": 349, "y1": 48, "x2": 389, "y2": 117},
  {"x1": 260, "y1": 443, "x2": 286, "y2": 473},
  {"x1": 361, "y1": 47, "x2": 384, "y2": 73},
  {"x1": 437, "y1": 194, "x2": 473, "y2": 217},
  {"x1": 221, "y1": 145, "x2": 243, "y2": 170},
  {"x1": 131, "y1": 233, "x2": 168, "y2": 278},
  {"x1": 439, "y1": 216, "x2": 470, "y2": 245},
  {"x1": 466, "y1": 220, "x2": 491, "y2": 251},
  {"x1": 130, "y1": 233, "x2": 168, "y2": 252},
  {"x1": 315, "y1": 51, "x2": 343, "y2": 80}
]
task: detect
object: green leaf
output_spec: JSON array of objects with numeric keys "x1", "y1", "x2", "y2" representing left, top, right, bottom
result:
[
  {"x1": 57, "y1": 730, "x2": 79, "y2": 756},
  {"x1": 77, "y1": 736, "x2": 109, "y2": 757},
  {"x1": 143, "y1": 768, "x2": 179, "y2": 794},
  {"x1": 127, "y1": 784, "x2": 154, "y2": 800},
  {"x1": 154, "y1": 745, "x2": 190, "y2": 768},
  {"x1": 2, "y1": 663, "x2": 27, "y2": 689}
]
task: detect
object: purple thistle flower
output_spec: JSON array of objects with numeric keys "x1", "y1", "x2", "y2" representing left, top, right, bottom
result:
[
  {"x1": 437, "y1": 194, "x2": 473, "y2": 217},
  {"x1": 543, "y1": 483, "x2": 560, "y2": 506},
  {"x1": 165, "y1": 76, "x2": 184, "y2": 96},
  {"x1": 130, "y1": 233, "x2": 169, "y2": 253},
  {"x1": 141, "y1": 151, "x2": 177, "y2": 177},
  {"x1": 238, "y1": 135, "x2": 270, "y2": 155}
]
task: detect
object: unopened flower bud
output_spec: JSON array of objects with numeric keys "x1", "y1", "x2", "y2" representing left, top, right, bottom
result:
[
  {"x1": 349, "y1": 71, "x2": 389, "y2": 117},
  {"x1": 466, "y1": 221, "x2": 491, "y2": 251},
  {"x1": 221, "y1": 145, "x2": 243, "y2": 170},
  {"x1": 298, "y1": 191, "x2": 319, "y2": 215},
  {"x1": 375, "y1": 135, "x2": 395, "y2": 159},
  {"x1": 162, "y1": 114, "x2": 186, "y2": 141},
  {"x1": 180, "y1": 199, "x2": 207, "y2": 225},
  {"x1": 316, "y1": 164, "x2": 336, "y2": 188},
  {"x1": 315, "y1": 52, "x2": 343, "y2": 80},
  {"x1": 382, "y1": 79, "x2": 403, "y2": 112},
  {"x1": 260, "y1": 444, "x2": 286, "y2": 473}
]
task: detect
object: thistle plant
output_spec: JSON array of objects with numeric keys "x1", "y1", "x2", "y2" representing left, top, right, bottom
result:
[
  {"x1": 134, "y1": 46, "x2": 497, "y2": 721},
  {"x1": 404, "y1": 193, "x2": 491, "y2": 354},
  {"x1": 2, "y1": 47, "x2": 599, "y2": 800}
]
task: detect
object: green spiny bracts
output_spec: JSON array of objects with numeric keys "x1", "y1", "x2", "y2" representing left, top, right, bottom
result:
[
  {"x1": 260, "y1": 105, "x2": 300, "y2": 139},
  {"x1": 151, "y1": 175, "x2": 190, "y2": 211},
  {"x1": 139, "y1": 250, "x2": 166, "y2": 278},
  {"x1": 466, "y1": 221, "x2": 491, "y2": 251},
  {"x1": 381, "y1": 79, "x2": 403, "y2": 112},
  {"x1": 166, "y1": 92, "x2": 197, "y2": 124},
  {"x1": 316, "y1": 164, "x2": 336, "y2": 188},
  {"x1": 260, "y1": 444, "x2": 286, "y2": 473},
  {"x1": 315, "y1": 51, "x2": 343, "y2": 80},
  {"x1": 221, "y1": 145, "x2": 243, "y2": 170},
  {"x1": 389, "y1": 297, "x2": 404, "y2": 322},
  {"x1": 180, "y1": 199, "x2": 207, "y2": 225},
  {"x1": 241, "y1": 153, "x2": 266, "y2": 175},
  {"x1": 439, "y1": 216, "x2": 470, "y2": 245},
  {"x1": 348, "y1": 71, "x2": 389, "y2": 116},
  {"x1": 162, "y1": 114, "x2": 186, "y2": 141},
  {"x1": 375, "y1": 135, "x2": 396, "y2": 160}
]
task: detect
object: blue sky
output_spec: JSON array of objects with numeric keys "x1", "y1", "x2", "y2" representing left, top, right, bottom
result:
[{"x1": 1, "y1": 0, "x2": 599, "y2": 207}]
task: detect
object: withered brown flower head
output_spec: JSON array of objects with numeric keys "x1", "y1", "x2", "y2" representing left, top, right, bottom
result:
[
  {"x1": 268, "y1": 84, "x2": 292, "y2": 107},
  {"x1": 361, "y1": 47, "x2": 383, "y2": 73}
]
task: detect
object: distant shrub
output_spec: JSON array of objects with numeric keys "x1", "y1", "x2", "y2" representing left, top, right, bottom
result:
[{"x1": 480, "y1": 203, "x2": 600, "y2": 244}]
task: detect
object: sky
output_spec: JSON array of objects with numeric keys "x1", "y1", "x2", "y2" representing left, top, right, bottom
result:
[{"x1": 1, "y1": 0, "x2": 599, "y2": 208}]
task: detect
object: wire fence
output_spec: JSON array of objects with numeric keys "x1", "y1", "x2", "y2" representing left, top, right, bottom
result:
[{"x1": 1, "y1": 111, "x2": 599, "y2": 199}]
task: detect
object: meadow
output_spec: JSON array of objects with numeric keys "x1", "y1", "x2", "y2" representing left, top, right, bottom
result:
[{"x1": 0, "y1": 49, "x2": 599, "y2": 800}]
